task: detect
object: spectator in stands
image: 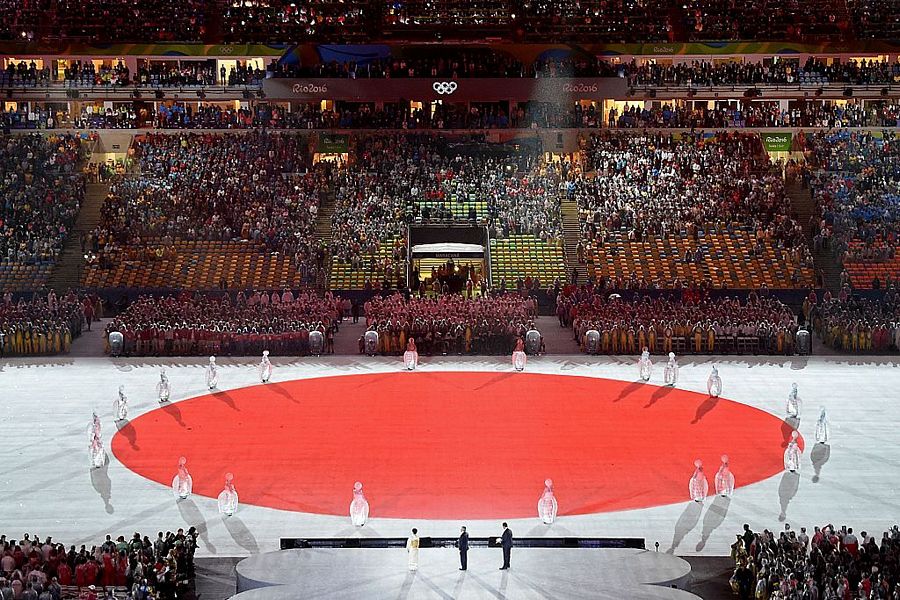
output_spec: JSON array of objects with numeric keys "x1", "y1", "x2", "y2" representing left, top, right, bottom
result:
[
  {"x1": 573, "y1": 131, "x2": 812, "y2": 290},
  {"x1": 0, "y1": 530, "x2": 196, "y2": 600},
  {"x1": 87, "y1": 132, "x2": 327, "y2": 288},
  {"x1": 807, "y1": 130, "x2": 900, "y2": 291},
  {"x1": 732, "y1": 522, "x2": 900, "y2": 598}
]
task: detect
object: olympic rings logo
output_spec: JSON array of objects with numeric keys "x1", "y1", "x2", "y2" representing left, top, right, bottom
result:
[{"x1": 432, "y1": 81, "x2": 458, "y2": 95}]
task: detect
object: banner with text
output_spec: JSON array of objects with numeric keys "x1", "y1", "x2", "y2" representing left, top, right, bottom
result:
[
  {"x1": 761, "y1": 132, "x2": 793, "y2": 152},
  {"x1": 263, "y1": 77, "x2": 628, "y2": 102}
]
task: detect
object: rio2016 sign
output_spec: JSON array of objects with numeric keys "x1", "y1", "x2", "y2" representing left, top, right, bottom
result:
[{"x1": 762, "y1": 133, "x2": 792, "y2": 152}]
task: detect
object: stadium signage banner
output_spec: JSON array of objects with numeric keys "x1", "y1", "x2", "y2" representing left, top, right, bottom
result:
[
  {"x1": 319, "y1": 133, "x2": 349, "y2": 153},
  {"x1": 761, "y1": 133, "x2": 792, "y2": 152},
  {"x1": 265, "y1": 77, "x2": 628, "y2": 102}
]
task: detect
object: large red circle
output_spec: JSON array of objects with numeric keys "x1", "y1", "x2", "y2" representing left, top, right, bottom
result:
[{"x1": 112, "y1": 371, "x2": 796, "y2": 519}]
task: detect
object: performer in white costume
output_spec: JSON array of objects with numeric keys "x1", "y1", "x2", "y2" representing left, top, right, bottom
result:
[
  {"x1": 88, "y1": 411, "x2": 101, "y2": 441},
  {"x1": 217, "y1": 472, "x2": 238, "y2": 516},
  {"x1": 784, "y1": 430, "x2": 802, "y2": 472},
  {"x1": 715, "y1": 454, "x2": 735, "y2": 497},
  {"x1": 815, "y1": 407, "x2": 830, "y2": 443},
  {"x1": 786, "y1": 383, "x2": 801, "y2": 418},
  {"x1": 89, "y1": 431, "x2": 105, "y2": 469},
  {"x1": 113, "y1": 385, "x2": 128, "y2": 421},
  {"x1": 664, "y1": 352, "x2": 679, "y2": 386},
  {"x1": 206, "y1": 356, "x2": 218, "y2": 390},
  {"x1": 537, "y1": 479, "x2": 558, "y2": 524},
  {"x1": 172, "y1": 456, "x2": 193, "y2": 499},
  {"x1": 157, "y1": 368, "x2": 170, "y2": 403},
  {"x1": 403, "y1": 338, "x2": 418, "y2": 371},
  {"x1": 406, "y1": 528, "x2": 420, "y2": 571},
  {"x1": 707, "y1": 366, "x2": 722, "y2": 397},
  {"x1": 512, "y1": 337, "x2": 527, "y2": 372},
  {"x1": 638, "y1": 347, "x2": 652, "y2": 381},
  {"x1": 689, "y1": 459, "x2": 709, "y2": 502},
  {"x1": 349, "y1": 481, "x2": 369, "y2": 527},
  {"x1": 258, "y1": 350, "x2": 272, "y2": 383}
]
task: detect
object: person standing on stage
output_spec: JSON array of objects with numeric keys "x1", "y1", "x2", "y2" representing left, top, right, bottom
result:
[
  {"x1": 457, "y1": 526, "x2": 469, "y2": 570},
  {"x1": 406, "y1": 528, "x2": 420, "y2": 571},
  {"x1": 497, "y1": 523, "x2": 512, "y2": 569}
]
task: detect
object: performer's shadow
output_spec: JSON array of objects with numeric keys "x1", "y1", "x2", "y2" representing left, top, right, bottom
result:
[
  {"x1": 161, "y1": 403, "x2": 187, "y2": 428},
  {"x1": 644, "y1": 385, "x2": 675, "y2": 408},
  {"x1": 696, "y1": 495, "x2": 730, "y2": 551},
  {"x1": 811, "y1": 443, "x2": 831, "y2": 483},
  {"x1": 176, "y1": 497, "x2": 216, "y2": 553},
  {"x1": 224, "y1": 515, "x2": 260, "y2": 554},
  {"x1": 116, "y1": 420, "x2": 139, "y2": 450},
  {"x1": 691, "y1": 396, "x2": 719, "y2": 423},
  {"x1": 90, "y1": 455, "x2": 114, "y2": 514},
  {"x1": 667, "y1": 501, "x2": 702, "y2": 553},
  {"x1": 614, "y1": 380, "x2": 644, "y2": 403},
  {"x1": 778, "y1": 471, "x2": 800, "y2": 521}
]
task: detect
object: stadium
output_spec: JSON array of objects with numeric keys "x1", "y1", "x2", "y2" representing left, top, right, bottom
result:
[{"x1": 1, "y1": 1, "x2": 900, "y2": 598}]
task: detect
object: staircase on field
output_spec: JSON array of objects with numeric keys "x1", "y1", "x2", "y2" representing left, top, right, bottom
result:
[
  {"x1": 314, "y1": 188, "x2": 336, "y2": 289},
  {"x1": 560, "y1": 195, "x2": 588, "y2": 285},
  {"x1": 46, "y1": 182, "x2": 109, "y2": 293},
  {"x1": 786, "y1": 177, "x2": 842, "y2": 291}
]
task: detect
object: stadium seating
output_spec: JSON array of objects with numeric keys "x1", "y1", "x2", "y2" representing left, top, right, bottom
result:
[
  {"x1": 0, "y1": 263, "x2": 55, "y2": 293},
  {"x1": 83, "y1": 240, "x2": 303, "y2": 290},
  {"x1": 329, "y1": 238, "x2": 401, "y2": 289},
  {"x1": 489, "y1": 235, "x2": 566, "y2": 287},
  {"x1": 589, "y1": 230, "x2": 814, "y2": 289}
]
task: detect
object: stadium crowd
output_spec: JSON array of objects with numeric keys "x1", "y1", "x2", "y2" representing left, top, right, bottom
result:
[
  {"x1": 609, "y1": 101, "x2": 900, "y2": 129},
  {"x1": 729, "y1": 522, "x2": 900, "y2": 600},
  {"x1": 0, "y1": 529, "x2": 197, "y2": 600},
  {"x1": 572, "y1": 131, "x2": 810, "y2": 288},
  {"x1": 87, "y1": 132, "x2": 328, "y2": 287},
  {"x1": 3, "y1": 0, "x2": 900, "y2": 44},
  {"x1": 807, "y1": 129, "x2": 900, "y2": 289},
  {"x1": 565, "y1": 290, "x2": 800, "y2": 354},
  {"x1": 362, "y1": 293, "x2": 538, "y2": 355},
  {"x1": 628, "y1": 57, "x2": 900, "y2": 87},
  {"x1": 1, "y1": 133, "x2": 86, "y2": 266},
  {"x1": 329, "y1": 134, "x2": 564, "y2": 288},
  {"x1": 106, "y1": 291, "x2": 343, "y2": 356}
]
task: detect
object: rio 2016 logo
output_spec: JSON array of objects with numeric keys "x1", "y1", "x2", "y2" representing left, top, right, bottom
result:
[
  {"x1": 292, "y1": 83, "x2": 328, "y2": 94},
  {"x1": 563, "y1": 83, "x2": 598, "y2": 93}
]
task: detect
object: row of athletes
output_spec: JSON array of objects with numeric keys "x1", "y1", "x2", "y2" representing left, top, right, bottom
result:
[
  {"x1": 0, "y1": 323, "x2": 74, "y2": 356},
  {"x1": 103, "y1": 323, "x2": 336, "y2": 356},
  {"x1": 362, "y1": 321, "x2": 535, "y2": 356},
  {"x1": 575, "y1": 322, "x2": 800, "y2": 355}
]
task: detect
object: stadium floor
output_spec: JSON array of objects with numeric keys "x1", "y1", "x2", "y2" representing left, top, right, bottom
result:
[{"x1": 1, "y1": 353, "x2": 894, "y2": 564}]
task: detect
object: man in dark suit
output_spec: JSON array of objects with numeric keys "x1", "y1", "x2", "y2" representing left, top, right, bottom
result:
[
  {"x1": 457, "y1": 526, "x2": 469, "y2": 570},
  {"x1": 498, "y1": 523, "x2": 512, "y2": 569}
]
